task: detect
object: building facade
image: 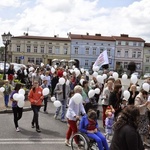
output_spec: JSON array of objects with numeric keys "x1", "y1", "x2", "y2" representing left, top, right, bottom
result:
[
  {"x1": 113, "y1": 34, "x2": 145, "y2": 75},
  {"x1": 68, "y1": 33, "x2": 115, "y2": 70},
  {"x1": 9, "y1": 34, "x2": 71, "y2": 65},
  {"x1": 143, "y1": 43, "x2": 150, "y2": 73}
]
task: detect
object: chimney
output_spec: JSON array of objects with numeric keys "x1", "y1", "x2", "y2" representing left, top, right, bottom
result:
[
  {"x1": 86, "y1": 32, "x2": 89, "y2": 35},
  {"x1": 120, "y1": 34, "x2": 128, "y2": 37},
  {"x1": 95, "y1": 33, "x2": 101, "y2": 36},
  {"x1": 54, "y1": 35, "x2": 57, "y2": 37}
]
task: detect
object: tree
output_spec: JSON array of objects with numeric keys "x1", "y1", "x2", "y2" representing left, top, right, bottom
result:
[{"x1": 127, "y1": 61, "x2": 136, "y2": 77}]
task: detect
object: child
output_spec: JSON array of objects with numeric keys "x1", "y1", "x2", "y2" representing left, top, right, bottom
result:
[
  {"x1": 121, "y1": 97, "x2": 128, "y2": 110},
  {"x1": 105, "y1": 106, "x2": 114, "y2": 143},
  {"x1": 3, "y1": 80, "x2": 12, "y2": 107}
]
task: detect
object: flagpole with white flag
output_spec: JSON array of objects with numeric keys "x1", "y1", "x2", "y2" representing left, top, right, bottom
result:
[{"x1": 93, "y1": 50, "x2": 109, "y2": 68}]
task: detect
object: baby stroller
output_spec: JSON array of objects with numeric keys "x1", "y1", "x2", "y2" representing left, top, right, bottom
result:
[{"x1": 84, "y1": 97, "x2": 100, "y2": 119}]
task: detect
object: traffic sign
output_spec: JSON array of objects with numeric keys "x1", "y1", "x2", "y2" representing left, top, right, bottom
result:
[{"x1": 20, "y1": 56, "x2": 24, "y2": 60}]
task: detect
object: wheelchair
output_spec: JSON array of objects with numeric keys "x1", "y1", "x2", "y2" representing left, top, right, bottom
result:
[{"x1": 71, "y1": 132, "x2": 99, "y2": 150}]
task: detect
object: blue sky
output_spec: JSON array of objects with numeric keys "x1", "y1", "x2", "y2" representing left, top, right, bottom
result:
[{"x1": 0, "y1": 0, "x2": 149, "y2": 46}]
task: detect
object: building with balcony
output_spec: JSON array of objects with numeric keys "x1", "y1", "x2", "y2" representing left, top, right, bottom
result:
[
  {"x1": 112, "y1": 34, "x2": 145, "y2": 75},
  {"x1": 68, "y1": 33, "x2": 115, "y2": 70},
  {"x1": 9, "y1": 34, "x2": 71, "y2": 66}
]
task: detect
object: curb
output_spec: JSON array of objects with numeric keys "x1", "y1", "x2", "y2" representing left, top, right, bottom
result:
[{"x1": 0, "y1": 107, "x2": 32, "y2": 114}]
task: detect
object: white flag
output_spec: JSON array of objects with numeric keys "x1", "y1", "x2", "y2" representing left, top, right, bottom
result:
[{"x1": 93, "y1": 50, "x2": 109, "y2": 67}]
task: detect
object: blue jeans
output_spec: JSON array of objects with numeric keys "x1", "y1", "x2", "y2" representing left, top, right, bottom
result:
[
  {"x1": 55, "y1": 100, "x2": 66, "y2": 120},
  {"x1": 4, "y1": 95, "x2": 9, "y2": 106},
  {"x1": 87, "y1": 131, "x2": 109, "y2": 150}
]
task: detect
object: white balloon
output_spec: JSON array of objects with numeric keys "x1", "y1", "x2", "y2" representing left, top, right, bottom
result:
[
  {"x1": 17, "y1": 99, "x2": 25, "y2": 108},
  {"x1": 69, "y1": 69, "x2": 74, "y2": 74},
  {"x1": 112, "y1": 72, "x2": 119, "y2": 80},
  {"x1": 41, "y1": 63, "x2": 44, "y2": 67},
  {"x1": 142, "y1": 83, "x2": 150, "y2": 92},
  {"x1": 96, "y1": 75, "x2": 104, "y2": 83},
  {"x1": 42, "y1": 88, "x2": 50, "y2": 96},
  {"x1": 123, "y1": 90, "x2": 130, "y2": 100},
  {"x1": 80, "y1": 68, "x2": 84, "y2": 73},
  {"x1": 51, "y1": 96, "x2": 56, "y2": 102},
  {"x1": 80, "y1": 79, "x2": 85, "y2": 85},
  {"x1": 32, "y1": 73, "x2": 36, "y2": 77},
  {"x1": 130, "y1": 75, "x2": 138, "y2": 84},
  {"x1": 122, "y1": 74, "x2": 128, "y2": 81},
  {"x1": 93, "y1": 66, "x2": 99, "y2": 72},
  {"x1": 75, "y1": 70, "x2": 80, "y2": 77},
  {"x1": 95, "y1": 88, "x2": 100, "y2": 94},
  {"x1": 72, "y1": 65, "x2": 75, "y2": 69},
  {"x1": 102, "y1": 74, "x2": 107, "y2": 79},
  {"x1": 63, "y1": 72, "x2": 67, "y2": 76},
  {"x1": 53, "y1": 100, "x2": 62, "y2": 107},
  {"x1": 88, "y1": 89, "x2": 95, "y2": 98},
  {"x1": 18, "y1": 94, "x2": 25, "y2": 101},
  {"x1": 24, "y1": 70, "x2": 28, "y2": 76},
  {"x1": 86, "y1": 71, "x2": 89, "y2": 76},
  {"x1": 59, "y1": 77, "x2": 65, "y2": 85},
  {"x1": 51, "y1": 67, "x2": 55, "y2": 73},
  {"x1": 73, "y1": 93, "x2": 83, "y2": 104},
  {"x1": 13, "y1": 93, "x2": 20, "y2": 101},
  {"x1": 29, "y1": 67, "x2": 34, "y2": 72},
  {"x1": 136, "y1": 86, "x2": 140, "y2": 91},
  {"x1": 18, "y1": 89, "x2": 25, "y2": 95},
  {"x1": 93, "y1": 72, "x2": 98, "y2": 78},
  {"x1": 0, "y1": 87, "x2": 5, "y2": 92},
  {"x1": 40, "y1": 75, "x2": 45, "y2": 80}
]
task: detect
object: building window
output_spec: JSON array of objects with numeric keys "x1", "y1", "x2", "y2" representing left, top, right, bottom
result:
[
  {"x1": 17, "y1": 45, "x2": 20, "y2": 52},
  {"x1": 94, "y1": 43, "x2": 96, "y2": 45},
  {"x1": 27, "y1": 41, "x2": 30, "y2": 43},
  {"x1": 100, "y1": 48, "x2": 103, "y2": 53},
  {"x1": 117, "y1": 50, "x2": 121, "y2": 57},
  {"x1": 87, "y1": 43, "x2": 89, "y2": 45},
  {"x1": 124, "y1": 62, "x2": 128, "y2": 69},
  {"x1": 15, "y1": 57, "x2": 21, "y2": 63},
  {"x1": 64, "y1": 47, "x2": 68, "y2": 54},
  {"x1": 34, "y1": 46, "x2": 37, "y2": 53},
  {"x1": 85, "y1": 47, "x2": 89, "y2": 55},
  {"x1": 118, "y1": 41, "x2": 121, "y2": 45},
  {"x1": 132, "y1": 51, "x2": 136, "y2": 58},
  {"x1": 125, "y1": 51, "x2": 128, "y2": 58},
  {"x1": 36, "y1": 58, "x2": 42, "y2": 65},
  {"x1": 93, "y1": 48, "x2": 96, "y2": 55},
  {"x1": 75, "y1": 47, "x2": 78, "y2": 54},
  {"x1": 138, "y1": 42, "x2": 142, "y2": 46},
  {"x1": 85, "y1": 60, "x2": 88, "y2": 67},
  {"x1": 137, "y1": 52, "x2": 141, "y2": 58},
  {"x1": 146, "y1": 57, "x2": 150, "y2": 63},
  {"x1": 107, "y1": 49, "x2": 111, "y2": 57},
  {"x1": 41, "y1": 46, "x2": 44, "y2": 53},
  {"x1": 133, "y1": 42, "x2": 136, "y2": 46},
  {"x1": 27, "y1": 46, "x2": 31, "y2": 53},
  {"x1": 28, "y1": 57, "x2": 34, "y2": 63},
  {"x1": 101, "y1": 43, "x2": 103, "y2": 45},
  {"x1": 125, "y1": 41, "x2": 129, "y2": 45},
  {"x1": 64, "y1": 43, "x2": 68, "y2": 45},
  {"x1": 49, "y1": 47, "x2": 52, "y2": 54},
  {"x1": 145, "y1": 67, "x2": 149, "y2": 72}
]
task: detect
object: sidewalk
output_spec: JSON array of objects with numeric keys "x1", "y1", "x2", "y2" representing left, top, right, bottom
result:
[{"x1": 0, "y1": 92, "x2": 31, "y2": 114}]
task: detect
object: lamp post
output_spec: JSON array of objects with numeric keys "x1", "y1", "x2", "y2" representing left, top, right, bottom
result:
[{"x1": 1, "y1": 32, "x2": 12, "y2": 80}]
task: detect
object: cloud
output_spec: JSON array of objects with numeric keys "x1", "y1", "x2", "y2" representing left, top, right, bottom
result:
[
  {"x1": 0, "y1": 0, "x2": 21, "y2": 7},
  {"x1": 0, "y1": 0, "x2": 150, "y2": 46}
]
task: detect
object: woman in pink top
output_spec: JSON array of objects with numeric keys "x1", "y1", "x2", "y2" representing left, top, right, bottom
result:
[{"x1": 28, "y1": 80, "x2": 43, "y2": 132}]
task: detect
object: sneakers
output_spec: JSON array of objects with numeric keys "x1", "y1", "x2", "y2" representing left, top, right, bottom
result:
[
  {"x1": 54, "y1": 114, "x2": 57, "y2": 120},
  {"x1": 16, "y1": 127, "x2": 20, "y2": 132},
  {"x1": 65, "y1": 140, "x2": 71, "y2": 147},
  {"x1": 31, "y1": 123, "x2": 35, "y2": 128},
  {"x1": 36, "y1": 128, "x2": 41, "y2": 133},
  {"x1": 61, "y1": 119, "x2": 67, "y2": 123}
]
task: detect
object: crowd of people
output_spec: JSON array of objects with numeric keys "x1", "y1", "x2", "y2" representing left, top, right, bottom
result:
[{"x1": 1, "y1": 63, "x2": 150, "y2": 150}]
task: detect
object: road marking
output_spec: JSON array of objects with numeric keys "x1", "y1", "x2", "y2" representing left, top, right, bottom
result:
[{"x1": 0, "y1": 138, "x2": 66, "y2": 144}]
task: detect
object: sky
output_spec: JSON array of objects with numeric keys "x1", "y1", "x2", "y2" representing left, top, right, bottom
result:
[{"x1": 0, "y1": 0, "x2": 150, "y2": 46}]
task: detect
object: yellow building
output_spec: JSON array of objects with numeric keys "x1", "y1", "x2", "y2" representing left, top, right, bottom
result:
[{"x1": 9, "y1": 34, "x2": 71, "y2": 66}]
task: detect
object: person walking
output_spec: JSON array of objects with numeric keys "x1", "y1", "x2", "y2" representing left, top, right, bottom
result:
[
  {"x1": 28, "y1": 80, "x2": 44, "y2": 132},
  {"x1": 54, "y1": 77, "x2": 70, "y2": 122},
  {"x1": 10, "y1": 83, "x2": 23, "y2": 132}
]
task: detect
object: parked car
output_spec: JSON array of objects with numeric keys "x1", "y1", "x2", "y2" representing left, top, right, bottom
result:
[
  {"x1": 0, "y1": 63, "x2": 10, "y2": 74},
  {"x1": 10, "y1": 63, "x2": 27, "y2": 72},
  {"x1": 143, "y1": 73, "x2": 150, "y2": 79}
]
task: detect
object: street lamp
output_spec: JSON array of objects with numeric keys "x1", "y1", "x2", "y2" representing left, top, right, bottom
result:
[{"x1": 1, "y1": 32, "x2": 12, "y2": 80}]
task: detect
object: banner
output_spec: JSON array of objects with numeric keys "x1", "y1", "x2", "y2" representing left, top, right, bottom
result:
[{"x1": 93, "y1": 50, "x2": 109, "y2": 67}]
